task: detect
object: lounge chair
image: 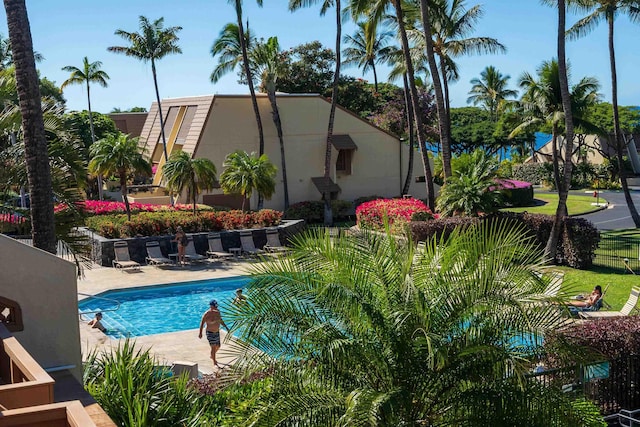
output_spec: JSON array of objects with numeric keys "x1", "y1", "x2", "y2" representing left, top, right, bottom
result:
[
  {"x1": 112, "y1": 241, "x2": 141, "y2": 271},
  {"x1": 145, "y1": 241, "x2": 172, "y2": 266},
  {"x1": 206, "y1": 233, "x2": 234, "y2": 260},
  {"x1": 264, "y1": 229, "x2": 291, "y2": 254},
  {"x1": 239, "y1": 230, "x2": 265, "y2": 256},
  {"x1": 580, "y1": 287, "x2": 640, "y2": 319},
  {"x1": 543, "y1": 271, "x2": 564, "y2": 297},
  {"x1": 185, "y1": 237, "x2": 207, "y2": 263}
]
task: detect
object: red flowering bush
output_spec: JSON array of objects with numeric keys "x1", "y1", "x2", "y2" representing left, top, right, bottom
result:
[
  {"x1": 60, "y1": 200, "x2": 214, "y2": 216},
  {"x1": 85, "y1": 209, "x2": 282, "y2": 238},
  {"x1": 356, "y1": 198, "x2": 434, "y2": 231}
]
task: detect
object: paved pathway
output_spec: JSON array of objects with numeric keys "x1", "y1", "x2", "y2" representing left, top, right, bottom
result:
[
  {"x1": 575, "y1": 189, "x2": 640, "y2": 230},
  {"x1": 78, "y1": 259, "x2": 258, "y2": 376}
]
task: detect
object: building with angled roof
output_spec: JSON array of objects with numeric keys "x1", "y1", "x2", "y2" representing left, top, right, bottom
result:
[{"x1": 130, "y1": 93, "x2": 436, "y2": 210}]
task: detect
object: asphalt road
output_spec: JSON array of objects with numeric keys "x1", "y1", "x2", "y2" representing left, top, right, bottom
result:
[{"x1": 575, "y1": 189, "x2": 640, "y2": 231}]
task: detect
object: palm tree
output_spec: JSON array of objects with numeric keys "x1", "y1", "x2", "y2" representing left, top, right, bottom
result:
[
  {"x1": 162, "y1": 151, "x2": 217, "y2": 215},
  {"x1": 209, "y1": 23, "x2": 255, "y2": 83},
  {"x1": 568, "y1": 0, "x2": 640, "y2": 227},
  {"x1": 3, "y1": 0, "x2": 56, "y2": 253},
  {"x1": 89, "y1": 133, "x2": 152, "y2": 220},
  {"x1": 251, "y1": 36, "x2": 290, "y2": 209},
  {"x1": 467, "y1": 65, "x2": 518, "y2": 121},
  {"x1": 107, "y1": 16, "x2": 182, "y2": 206},
  {"x1": 219, "y1": 150, "x2": 276, "y2": 211},
  {"x1": 342, "y1": 21, "x2": 393, "y2": 92},
  {"x1": 226, "y1": 221, "x2": 597, "y2": 425},
  {"x1": 290, "y1": 0, "x2": 342, "y2": 225},
  {"x1": 61, "y1": 57, "x2": 110, "y2": 200}
]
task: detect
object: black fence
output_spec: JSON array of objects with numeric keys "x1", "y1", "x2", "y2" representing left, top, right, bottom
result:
[{"x1": 594, "y1": 234, "x2": 640, "y2": 273}]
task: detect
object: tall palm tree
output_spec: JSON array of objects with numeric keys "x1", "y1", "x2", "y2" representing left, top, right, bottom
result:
[
  {"x1": 467, "y1": 65, "x2": 518, "y2": 121},
  {"x1": 219, "y1": 150, "x2": 276, "y2": 212},
  {"x1": 209, "y1": 23, "x2": 255, "y2": 83},
  {"x1": 89, "y1": 133, "x2": 152, "y2": 220},
  {"x1": 107, "y1": 16, "x2": 181, "y2": 206},
  {"x1": 568, "y1": 0, "x2": 640, "y2": 227},
  {"x1": 226, "y1": 221, "x2": 596, "y2": 425},
  {"x1": 3, "y1": 0, "x2": 56, "y2": 253},
  {"x1": 61, "y1": 57, "x2": 110, "y2": 200},
  {"x1": 290, "y1": 0, "x2": 342, "y2": 225},
  {"x1": 251, "y1": 36, "x2": 290, "y2": 209},
  {"x1": 162, "y1": 151, "x2": 217, "y2": 215},
  {"x1": 342, "y1": 21, "x2": 393, "y2": 92}
]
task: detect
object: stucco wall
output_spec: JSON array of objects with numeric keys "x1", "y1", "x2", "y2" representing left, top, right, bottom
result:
[
  {"x1": 189, "y1": 95, "x2": 433, "y2": 209},
  {"x1": 0, "y1": 235, "x2": 82, "y2": 381}
]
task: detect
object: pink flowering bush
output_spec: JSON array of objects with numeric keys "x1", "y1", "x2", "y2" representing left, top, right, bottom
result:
[
  {"x1": 356, "y1": 198, "x2": 434, "y2": 231},
  {"x1": 74, "y1": 200, "x2": 213, "y2": 216},
  {"x1": 0, "y1": 213, "x2": 28, "y2": 234},
  {"x1": 493, "y1": 179, "x2": 534, "y2": 207}
]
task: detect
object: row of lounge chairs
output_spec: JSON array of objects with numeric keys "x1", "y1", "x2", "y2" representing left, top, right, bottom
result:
[{"x1": 112, "y1": 229, "x2": 291, "y2": 270}]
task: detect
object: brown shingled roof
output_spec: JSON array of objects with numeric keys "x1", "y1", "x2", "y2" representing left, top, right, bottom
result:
[{"x1": 331, "y1": 134, "x2": 358, "y2": 150}]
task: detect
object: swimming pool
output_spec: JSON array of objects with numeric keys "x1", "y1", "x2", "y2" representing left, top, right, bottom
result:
[{"x1": 78, "y1": 276, "x2": 250, "y2": 339}]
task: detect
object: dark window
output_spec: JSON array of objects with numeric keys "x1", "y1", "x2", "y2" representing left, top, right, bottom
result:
[
  {"x1": 0, "y1": 296, "x2": 23, "y2": 332},
  {"x1": 336, "y1": 150, "x2": 352, "y2": 175}
]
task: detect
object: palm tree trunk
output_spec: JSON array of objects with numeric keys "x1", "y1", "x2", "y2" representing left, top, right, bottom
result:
[
  {"x1": 192, "y1": 175, "x2": 197, "y2": 215},
  {"x1": 393, "y1": 0, "x2": 436, "y2": 210},
  {"x1": 608, "y1": 14, "x2": 640, "y2": 227},
  {"x1": 323, "y1": 0, "x2": 342, "y2": 226},
  {"x1": 402, "y1": 72, "x2": 415, "y2": 196},
  {"x1": 120, "y1": 170, "x2": 131, "y2": 221},
  {"x1": 267, "y1": 87, "x2": 290, "y2": 209},
  {"x1": 550, "y1": 127, "x2": 567, "y2": 216},
  {"x1": 418, "y1": 0, "x2": 452, "y2": 180},
  {"x1": 151, "y1": 59, "x2": 174, "y2": 207},
  {"x1": 545, "y1": 0, "x2": 574, "y2": 263},
  {"x1": 4, "y1": 0, "x2": 56, "y2": 253},
  {"x1": 372, "y1": 61, "x2": 378, "y2": 93},
  {"x1": 235, "y1": 4, "x2": 265, "y2": 210},
  {"x1": 439, "y1": 55, "x2": 453, "y2": 160},
  {"x1": 86, "y1": 81, "x2": 103, "y2": 201}
]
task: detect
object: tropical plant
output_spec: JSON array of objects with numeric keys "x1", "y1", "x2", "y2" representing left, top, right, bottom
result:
[
  {"x1": 225, "y1": 220, "x2": 601, "y2": 426},
  {"x1": 162, "y1": 151, "x2": 218, "y2": 215},
  {"x1": 568, "y1": 0, "x2": 640, "y2": 227},
  {"x1": 436, "y1": 149, "x2": 503, "y2": 216},
  {"x1": 3, "y1": 0, "x2": 56, "y2": 253},
  {"x1": 251, "y1": 36, "x2": 290, "y2": 209},
  {"x1": 84, "y1": 339, "x2": 212, "y2": 427},
  {"x1": 290, "y1": 0, "x2": 342, "y2": 225},
  {"x1": 107, "y1": 16, "x2": 182, "y2": 206},
  {"x1": 88, "y1": 133, "x2": 151, "y2": 220},
  {"x1": 61, "y1": 56, "x2": 110, "y2": 200},
  {"x1": 467, "y1": 65, "x2": 517, "y2": 121},
  {"x1": 219, "y1": 150, "x2": 276, "y2": 211},
  {"x1": 342, "y1": 21, "x2": 393, "y2": 92}
]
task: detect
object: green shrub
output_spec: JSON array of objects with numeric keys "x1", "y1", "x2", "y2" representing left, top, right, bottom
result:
[
  {"x1": 284, "y1": 200, "x2": 353, "y2": 223},
  {"x1": 85, "y1": 209, "x2": 282, "y2": 238},
  {"x1": 512, "y1": 163, "x2": 552, "y2": 185},
  {"x1": 353, "y1": 195, "x2": 384, "y2": 208}
]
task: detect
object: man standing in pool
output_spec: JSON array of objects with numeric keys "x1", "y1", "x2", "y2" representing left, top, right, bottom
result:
[{"x1": 198, "y1": 300, "x2": 229, "y2": 368}]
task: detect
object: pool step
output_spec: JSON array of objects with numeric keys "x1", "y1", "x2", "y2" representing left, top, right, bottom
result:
[{"x1": 106, "y1": 311, "x2": 145, "y2": 338}]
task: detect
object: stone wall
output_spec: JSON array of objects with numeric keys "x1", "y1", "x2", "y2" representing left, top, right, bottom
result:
[{"x1": 86, "y1": 219, "x2": 305, "y2": 267}]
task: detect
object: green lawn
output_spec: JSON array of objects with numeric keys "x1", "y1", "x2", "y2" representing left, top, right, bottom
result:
[{"x1": 501, "y1": 193, "x2": 606, "y2": 216}]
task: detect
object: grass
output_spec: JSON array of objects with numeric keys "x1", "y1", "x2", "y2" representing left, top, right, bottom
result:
[{"x1": 501, "y1": 193, "x2": 606, "y2": 216}]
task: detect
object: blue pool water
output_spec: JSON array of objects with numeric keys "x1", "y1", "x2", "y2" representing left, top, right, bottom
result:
[{"x1": 78, "y1": 276, "x2": 250, "y2": 339}]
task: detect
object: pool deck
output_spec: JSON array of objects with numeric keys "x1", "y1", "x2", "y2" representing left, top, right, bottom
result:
[{"x1": 78, "y1": 259, "x2": 259, "y2": 375}]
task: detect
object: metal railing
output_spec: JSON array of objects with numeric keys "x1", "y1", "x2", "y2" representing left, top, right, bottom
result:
[
  {"x1": 77, "y1": 292, "x2": 121, "y2": 320},
  {"x1": 594, "y1": 235, "x2": 640, "y2": 273}
]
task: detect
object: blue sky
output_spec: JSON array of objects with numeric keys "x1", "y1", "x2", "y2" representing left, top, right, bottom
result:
[{"x1": 3, "y1": 0, "x2": 639, "y2": 113}]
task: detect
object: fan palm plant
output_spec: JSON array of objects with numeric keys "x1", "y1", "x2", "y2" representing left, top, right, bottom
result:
[
  {"x1": 107, "y1": 16, "x2": 181, "y2": 206},
  {"x1": 225, "y1": 221, "x2": 600, "y2": 426},
  {"x1": 88, "y1": 133, "x2": 151, "y2": 220},
  {"x1": 162, "y1": 151, "x2": 217, "y2": 215},
  {"x1": 220, "y1": 150, "x2": 276, "y2": 211},
  {"x1": 467, "y1": 65, "x2": 518, "y2": 121},
  {"x1": 61, "y1": 57, "x2": 110, "y2": 200},
  {"x1": 342, "y1": 21, "x2": 393, "y2": 92}
]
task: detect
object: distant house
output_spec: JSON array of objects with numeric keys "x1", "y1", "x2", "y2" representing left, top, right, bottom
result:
[
  {"x1": 131, "y1": 93, "x2": 436, "y2": 210},
  {"x1": 109, "y1": 112, "x2": 147, "y2": 138}
]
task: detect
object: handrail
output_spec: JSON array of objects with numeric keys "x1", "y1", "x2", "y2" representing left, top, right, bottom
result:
[{"x1": 77, "y1": 293, "x2": 121, "y2": 320}]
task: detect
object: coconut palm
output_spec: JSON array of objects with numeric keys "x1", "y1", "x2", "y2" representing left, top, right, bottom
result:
[
  {"x1": 467, "y1": 65, "x2": 518, "y2": 121},
  {"x1": 226, "y1": 220, "x2": 600, "y2": 426},
  {"x1": 209, "y1": 23, "x2": 255, "y2": 83},
  {"x1": 162, "y1": 151, "x2": 217, "y2": 215},
  {"x1": 568, "y1": 0, "x2": 640, "y2": 227},
  {"x1": 290, "y1": 0, "x2": 342, "y2": 225},
  {"x1": 342, "y1": 21, "x2": 393, "y2": 92},
  {"x1": 89, "y1": 133, "x2": 151, "y2": 220},
  {"x1": 219, "y1": 150, "x2": 276, "y2": 211},
  {"x1": 61, "y1": 57, "x2": 110, "y2": 200},
  {"x1": 250, "y1": 36, "x2": 290, "y2": 209},
  {"x1": 0, "y1": 32, "x2": 43, "y2": 70},
  {"x1": 3, "y1": 0, "x2": 56, "y2": 253},
  {"x1": 107, "y1": 16, "x2": 181, "y2": 206}
]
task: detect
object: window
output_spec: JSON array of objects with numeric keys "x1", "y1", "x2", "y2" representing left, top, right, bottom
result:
[
  {"x1": 0, "y1": 296, "x2": 23, "y2": 332},
  {"x1": 336, "y1": 150, "x2": 352, "y2": 175}
]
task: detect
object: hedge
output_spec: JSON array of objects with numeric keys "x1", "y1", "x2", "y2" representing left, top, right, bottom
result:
[
  {"x1": 86, "y1": 209, "x2": 282, "y2": 239},
  {"x1": 495, "y1": 179, "x2": 534, "y2": 207},
  {"x1": 283, "y1": 200, "x2": 352, "y2": 223},
  {"x1": 410, "y1": 211, "x2": 599, "y2": 269},
  {"x1": 512, "y1": 163, "x2": 552, "y2": 185}
]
